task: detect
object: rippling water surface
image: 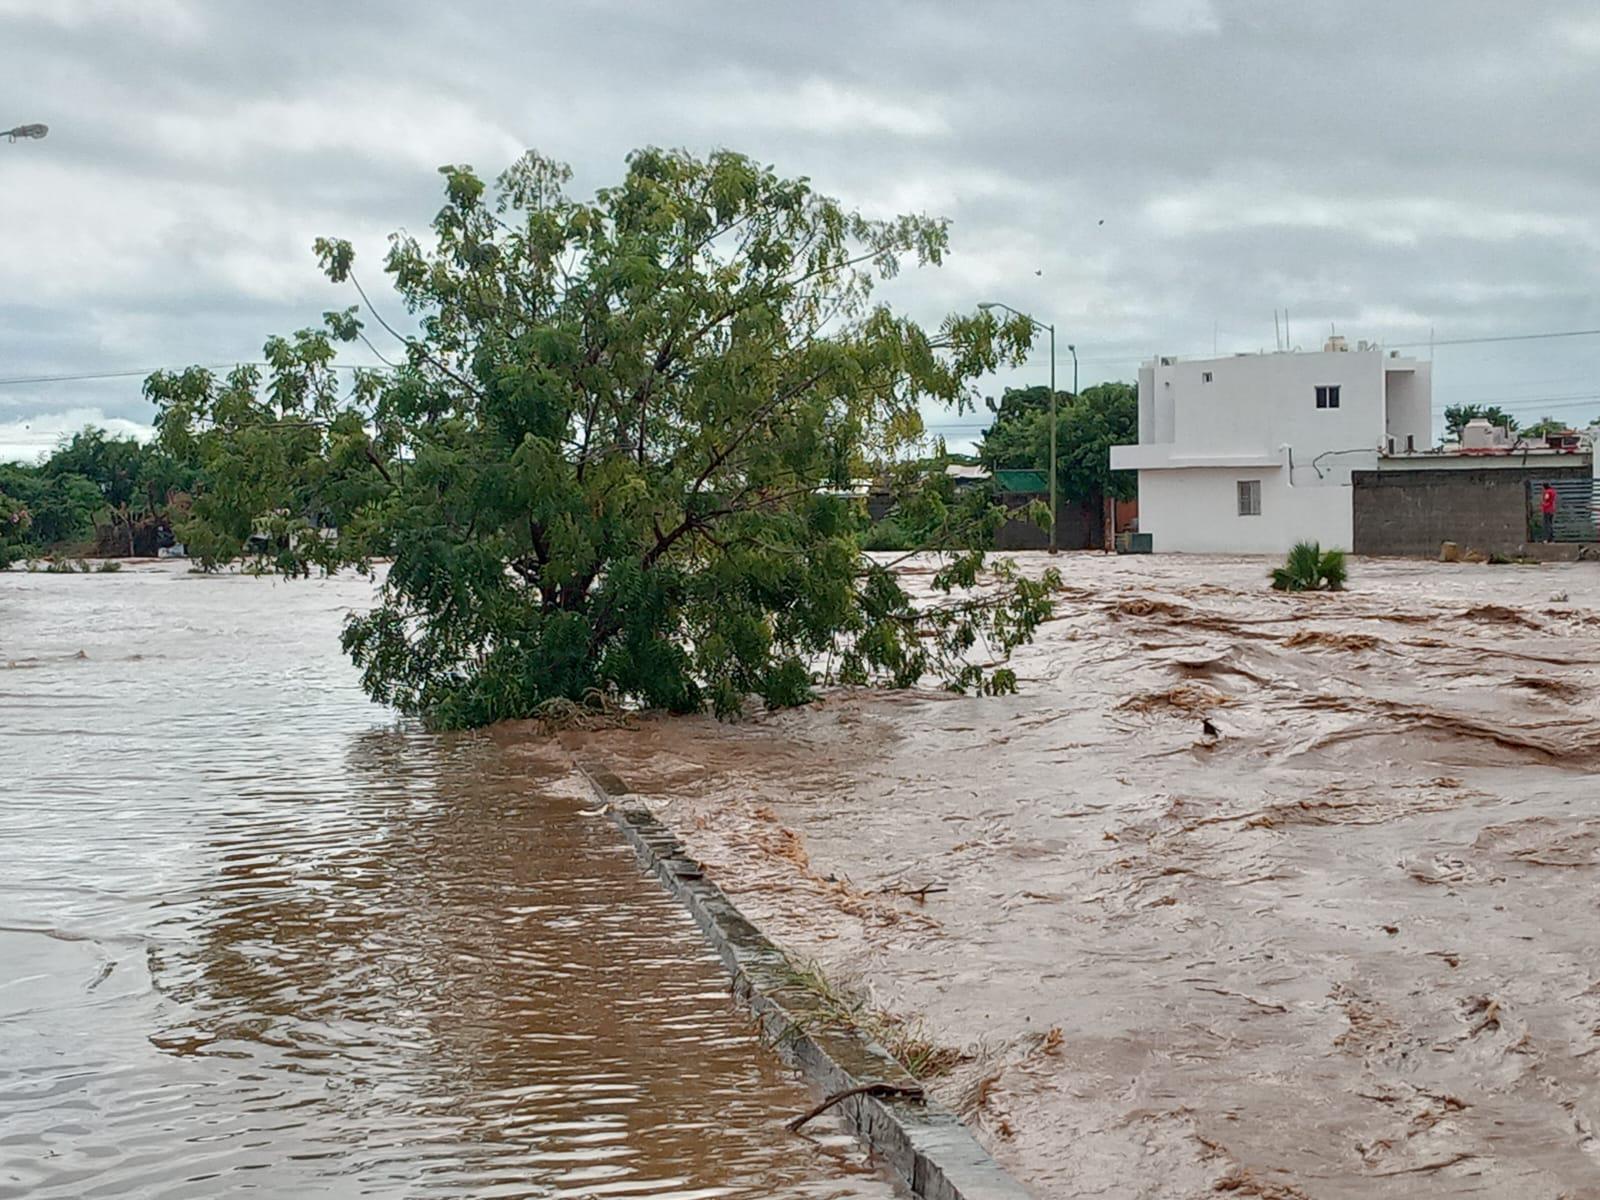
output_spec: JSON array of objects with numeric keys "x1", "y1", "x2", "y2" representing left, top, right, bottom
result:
[{"x1": 0, "y1": 563, "x2": 899, "y2": 1199}]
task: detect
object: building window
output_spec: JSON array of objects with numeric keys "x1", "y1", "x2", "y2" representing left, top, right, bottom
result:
[
  {"x1": 1315, "y1": 384, "x2": 1341, "y2": 409},
  {"x1": 1237, "y1": 479, "x2": 1261, "y2": 517},
  {"x1": 1202, "y1": 370, "x2": 1213, "y2": 383}
]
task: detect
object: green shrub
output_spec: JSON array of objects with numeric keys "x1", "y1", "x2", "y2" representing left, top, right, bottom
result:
[
  {"x1": 858, "y1": 519, "x2": 911, "y2": 552},
  {"x1": 1271, "y1": 541, "x2": 1347, "y2": 592}
]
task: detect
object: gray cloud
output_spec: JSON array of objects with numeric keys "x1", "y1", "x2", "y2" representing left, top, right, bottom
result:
[{"x1": 5, "y1": 0, "x2": 1600, "y2": 460}]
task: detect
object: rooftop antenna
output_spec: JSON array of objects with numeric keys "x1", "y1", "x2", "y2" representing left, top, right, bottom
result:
[
  {"x1": 1285, "y1": 309, "x2": 1291, "y2": 350},
  {"x1": 1274, "y1": 309, "x2": 1282, "y2": 352}
]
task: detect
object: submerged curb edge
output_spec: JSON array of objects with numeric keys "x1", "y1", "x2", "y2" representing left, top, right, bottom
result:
[{"x1": 576, "y1": 763, "x2": 1032, "y2": 1200}]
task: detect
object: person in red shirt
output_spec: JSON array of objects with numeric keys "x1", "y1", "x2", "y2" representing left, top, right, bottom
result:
[{"x1": 1541, "y1": 483, "x2": 1558, "y2": 542}]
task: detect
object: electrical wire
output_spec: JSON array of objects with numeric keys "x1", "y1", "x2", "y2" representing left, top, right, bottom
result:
[
  {"x1": 7, "y1": 323, "x2": 1600, "y2": 440},
  {"x1": 1049, "y1": 325, "x2": 1600, "y2": 369},
  {"x1": 1389, "y1": 328, "x2": 1600, "y2": 350},
  {"x1": 0, "y1": 362, "x2": 376, "y2": 387}
]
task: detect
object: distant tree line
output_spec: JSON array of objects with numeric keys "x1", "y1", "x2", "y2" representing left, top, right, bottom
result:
[{"x1": 0, "y1": 427, "x2": 196, "y2": 567}]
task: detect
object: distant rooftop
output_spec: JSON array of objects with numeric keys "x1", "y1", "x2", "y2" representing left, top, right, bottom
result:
[
  {"x1": 992, "y1": 469, "x2": 1049, "y2": 494},
  {"x1": 943, "y1": 463, "x2": 989, "y2": 481}
]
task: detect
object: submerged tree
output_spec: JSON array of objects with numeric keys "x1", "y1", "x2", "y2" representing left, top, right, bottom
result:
[{"x1": 149, "y1": 148, "x2": 1059, "y2": 727}]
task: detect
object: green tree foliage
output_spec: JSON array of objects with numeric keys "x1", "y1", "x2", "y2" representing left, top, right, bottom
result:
[
  {"x1": 1037, "y1": 382, "x2": 1138, "y2": 505},
  {"x1": 1443, "y1": 403, "x2": 1518, "y2": 442},
  {"x1": 0, "y1": 491, "x2": 30, "y2": 568},
  {"x1": 977, "y1": 385, "x2": 1053, "y2": 470},
  {"x1": 45, "y1": 427, "x2": 149, "y2": 511},
  {"x1": 864, "y1": 443, "x2": 1026, "y2": 552},
  {"x1": 146, "y1": 336, "x2": 394, "y2": 573},
  {"x1": 1270, "y1": 541, "x2": 1347, "y2": 592},
  {"x1": 977, "y1": 382, "x2": 1137, "y2": 504},
  {"x1": 147, "y1": 148, "x2": 1060, "y2": 726},
  {"x1": 0, "y1": 462, "x2": 103, "y2": 548},
  {"x1": 1519, "y1": 416, "x2": 1571, "y2": 440},
  {"x1": 41, "y1": 427, "x2": 166, "y2": 554},
  {"x1": 0, "y1": 427, "x2": 196, "y2": 559}
]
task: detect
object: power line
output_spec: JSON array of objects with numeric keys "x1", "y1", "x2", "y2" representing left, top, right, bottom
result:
[
  {"x1": 7, "y1": 323, "x2": 1600, "y2": 392},
  {"x1": 1388, "y1": 328, "x2": 1600, "y2": 350},
  {"x1": 1447, "y1": 394, "x2": 1600, "y2": 414},
  {"x1": 1061, "y1": 326, "x2": 1600, "y2": 370},
  {"x1": 0, "y1": 367, "x2": 186, "y2": 387},
  {"x1": 0, "y1": 362, "x2": 375, "y2": 387}
]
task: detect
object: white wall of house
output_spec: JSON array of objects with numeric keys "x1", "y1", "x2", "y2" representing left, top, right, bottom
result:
[
  {"x1": 1383, "y1": 366, "x2": 1431, "y2": 450},
  {"x1": 1111, "y1": 346, "x2": 1431, "y2": 553},
  {"x1": 1137, "y1": 464, "x2": 1354, "y2": 554}
]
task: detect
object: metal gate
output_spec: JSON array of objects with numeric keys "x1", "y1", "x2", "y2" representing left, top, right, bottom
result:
[{"x1": 1527, "y1": 478, "x2": 1599, "y2": 542}]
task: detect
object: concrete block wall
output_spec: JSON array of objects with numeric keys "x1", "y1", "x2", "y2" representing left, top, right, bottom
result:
[
  {"x1": 865, "y1": 491, "x2": 1105, "y2": 550},
  {"x1": 994, "y1": 496, "x2": 1100, "y2": 551},
  {"x1": 1351, "y1": 464, "x2": 1591, "y2": 557}
]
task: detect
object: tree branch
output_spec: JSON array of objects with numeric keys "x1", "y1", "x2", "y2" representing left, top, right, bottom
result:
[{"x1": 362, "y1": 443, "x2": 394, "y2": 486}]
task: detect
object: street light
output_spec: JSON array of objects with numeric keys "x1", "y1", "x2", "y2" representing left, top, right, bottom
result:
[
  {"x1": 3, "y1": 124, "x2": 48, "y2": 142},
  {"x1": 980, "y1": 300, "x2": 1059, "y2": 554}
]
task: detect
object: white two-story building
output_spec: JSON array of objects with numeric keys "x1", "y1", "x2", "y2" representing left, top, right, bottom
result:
[{"x1": 1108, "y1": 337, "x2": 1432, "y2": 553}]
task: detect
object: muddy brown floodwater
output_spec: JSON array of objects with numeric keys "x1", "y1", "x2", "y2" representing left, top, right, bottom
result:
[
  {"x1": 575, "y1": 553, "x2": 1600, "y2": 1199},
  {"x1": 0, "y1": 563, "x2": 903, "y2": 1200}
]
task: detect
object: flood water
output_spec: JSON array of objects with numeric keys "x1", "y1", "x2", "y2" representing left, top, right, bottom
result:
[
  {"x1": 576, "y1": 553, "x2": 1600, "y2": 1198},
  {"x1": 0, "y1": 564, "x2": 900, "y2": 1199}
]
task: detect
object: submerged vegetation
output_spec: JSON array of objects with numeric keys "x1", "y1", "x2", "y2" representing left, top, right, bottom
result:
[
  {"x1": 143, "y1": 147, "x2": 1061, "y2": 727},
  {"x1": 1270, "y1": 541, "x2": 1348, "y2": 592},
  {"x1": 783, "y1": 958, "x2": 964, "y2": 1081}
]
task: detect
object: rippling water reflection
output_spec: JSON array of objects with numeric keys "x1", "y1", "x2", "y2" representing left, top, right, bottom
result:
[{"x1": 0, "y1": 564, "x2": 899, "y2": 1199}]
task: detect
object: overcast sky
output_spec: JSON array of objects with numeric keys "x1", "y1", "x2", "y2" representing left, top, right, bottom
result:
[{"x1": 7, "y1": 0, "x2": 1600, "y2": 460}]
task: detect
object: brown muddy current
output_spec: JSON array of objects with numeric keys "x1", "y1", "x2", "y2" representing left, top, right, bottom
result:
[
  {"x1": 577, "y1": 554, "x2": 1600, "y2": 1200},
  {"x1": 0, "y1": 564, "x2": 902, "y2": 1200}
]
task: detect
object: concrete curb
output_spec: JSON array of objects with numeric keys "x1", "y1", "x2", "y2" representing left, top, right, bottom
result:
[{"x1": 577, "y1": 763, "x2": 1032, "y2": 1200}]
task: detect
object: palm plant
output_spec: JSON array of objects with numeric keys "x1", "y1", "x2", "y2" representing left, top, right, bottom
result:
[{"x1": 1271, "y1": 541, "x2": 1347, "y2": 592}]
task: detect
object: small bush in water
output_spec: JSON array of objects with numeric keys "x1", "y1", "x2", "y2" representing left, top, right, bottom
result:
[
  {"x1": 1271, "y1": 541, "x2": 1347, "y2": 592},
  {"x1": 858, "y1": 519, "x2": 910, "y2": 552}
]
